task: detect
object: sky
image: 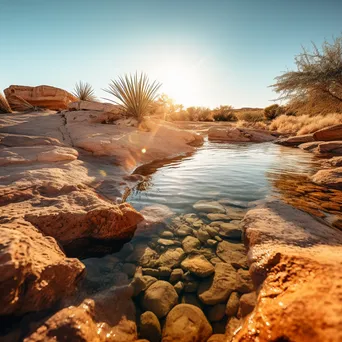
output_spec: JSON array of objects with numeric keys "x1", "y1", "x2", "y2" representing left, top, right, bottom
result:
[{"x1": 0, "y1": 0, "x2": 341, "y2": 108}]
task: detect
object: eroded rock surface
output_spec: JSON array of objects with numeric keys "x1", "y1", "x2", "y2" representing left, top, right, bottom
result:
[{"x1": 208, "y1": 127, "x2": 276, "y2": 142}]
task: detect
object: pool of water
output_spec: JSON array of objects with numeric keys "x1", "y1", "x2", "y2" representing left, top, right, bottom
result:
[{"x1": 128, "y1": 140, "x2": 318, "y2": 213}]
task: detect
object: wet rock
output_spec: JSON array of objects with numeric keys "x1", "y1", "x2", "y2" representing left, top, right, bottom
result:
[
  {"x1": 181, "y1": 255, "x2": 215, "y2": 278},
  {"x1": 183, "y1": 272, "x2": 200, "y2": 293},
  {"x1": 174, "y1": 281, "x2": 184, "y2": 294},
  {"x1": 169, "y1": 268, "x2": 184, "y2": 283},
  {"x1": 204, "y1": 225, "x2": 219, "y2": 237},
  {"x1": 192, "y1": 219, "x2": 204, "y2": 228},
  {"x1": 180, "y1": 293, "x2": 203, "y2": 309},
  {"x1": 142, "y1": 280, "x2": 178, "y2": 318},
  {"x1": 139, "y1": 311, "x2": 161, "y2": 342},
  {"x1": 182, "y1": 236, "x2": 201, "y2": 253},
  {"x1": 207, "y1": 239, "x2": 218, "y2": 247},
  {"x1": 126, "y1": 244, "x2": 159, "y2": 267},
  {"x1": 239, "y1": 292, "x2": 257, "y2": 317},
  {"x1": 210, "y1": 257, "x2": 223, "y2": 265},
  {"x1": 198, "y1": 263, "x2": 237, "y2": 305},
  {"x1": 225, "y1": 317, "x2": 241, "y2": 341},
  {"x1": 225, "y1": 207, "x2": 246, "y2": 220},
  {"x1": 196, "y1": 228, "x2": 211, "y2": 243},
  {"x1": 275, "y1": 134, "x2": 314, "y2": 146},
  {"x1": 122, "y1": 263, "x2": 136, "y2": 277},
  {"x1": 298, "y1": 141, "x2": 322, "y2": 151},
  {"x1": 207, "y1": 334, "x2": 226, "y2": 342},
  {"x1": 162, "y1": 304, "x2": 212, "y2": 342},
  {"x1": 160, "y1": 231, "x2": 174, "y2": 238},
  {"x1": 217, "y1": 222, "x2": 242, "y2": 240},
  {"x1": 235, "y1": 269, "x2": 254, "y2": 293},
  {"x1": 142, "y1": 268, "x2": 160, "y2": 277},
  {"x1": 323, "y1": 156, "x2": 342, "y2": 167},
  {"x1": 193, "y1": 200, "x2": 226, "y2": 213},
  {"x1": 207, "y1": 303, "x2": 226, "y2": 322},
  {"x1": 132, "y1": 269, "x2": 158, "y2": 296},
  {"x1": 159, "y1": 266, "x2": 172, "y2": 277},
  {"x1": 311, "y1": 167, "x2": 342, "y2": 189},
  {"x1": 225, "y1": 292, "x2": 240, "y2": 317},
  {"x1": 313, "y1": 124, "x2": 342, "y2": 141},
  {"x1": 0, "y1": 220, "x2": 84, "y2": 316},
  {"x1": 216, "y1": 241, "x2": 248, "y2": 269},
  {"x1": 158, "y1": 238, "x2": 176, "y2": 246},
  {"x1": 176, "y1": 225, "x2": 193, "y2": 237},
  {"x1": 317, "y1": 141, "x2": 342, "y2": 154},
  {"x1": 157, "y1": 248, "x2": 185, "y2": 268},
  {"x1": 207, "y1": 213, "x2": 231, "y2": 221}
]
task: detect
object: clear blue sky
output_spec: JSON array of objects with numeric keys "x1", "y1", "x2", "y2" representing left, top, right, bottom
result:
[{"x1": 0, "y1": 0, "x2": 341, "y2": 108}]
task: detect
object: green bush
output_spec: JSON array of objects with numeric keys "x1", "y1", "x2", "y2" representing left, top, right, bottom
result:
[{"x1": 264, "y1": 104, "x2": 284, "y2": 120}]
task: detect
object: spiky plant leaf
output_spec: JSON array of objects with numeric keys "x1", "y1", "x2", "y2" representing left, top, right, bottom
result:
[
  {"x1": 0, "y1": 93, "x2": 12, "y2": 113},
  {"x1": 104, "y1": 72, "x2": 162, "y2": 121},
  {"x1": 73, "y1": 81, "x2": 97, "y2": 101}
]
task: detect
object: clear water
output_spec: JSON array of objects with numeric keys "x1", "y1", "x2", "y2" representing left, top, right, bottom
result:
[{"x1": 128, "y1": 140, "x2": 318, "y2": 213}]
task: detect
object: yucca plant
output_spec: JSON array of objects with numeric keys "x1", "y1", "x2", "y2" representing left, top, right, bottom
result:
[
  {"x1": 72, "y1": 81, "x2": 97, "y2": 101},
  {"x1": 0, "y1": 93, "x2": 12, "y2": 113},
  {"x1": 104, "y1": 72, "x2": 162, "y2": 121}
]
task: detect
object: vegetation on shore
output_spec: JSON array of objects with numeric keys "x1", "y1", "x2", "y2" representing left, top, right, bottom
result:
[{"x1": 73, "y1": 81, "x2": 97, "y2": 101}]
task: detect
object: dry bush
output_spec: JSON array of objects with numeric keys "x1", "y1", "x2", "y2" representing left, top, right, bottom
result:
[
  {"x1": 269, "y1": 113, "x2": 342, "y2": 135},
  {"x1": 235, "y1": 110, "x2": 264, "y2": 122},
  {"x1": 264, "y1": 104, "x2": 285, "y2": 120},
  {"x1": 0, "y1": 93, "x2": 12, "y2": 113},
  {"x1": 236, "y1": 120, "x2": 269, "y2": 130}
]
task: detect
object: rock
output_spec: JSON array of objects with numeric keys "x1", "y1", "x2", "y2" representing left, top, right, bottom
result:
[
  {"x1": 131, "y1": 268, "x2": 157, "y2": 296},
  {"x1": 139, "y1": 311, "x2": 161, "y2": 342},
  {"x1": 0, "y1": 133, "x2": 63, "y2": 147},
  {"x1": 323, "y1": 156, "x2": 342, "y2": 167},
  {"x1": 298, "y1": 141, "x2": 322, "y2": 151},
  {"x1": 159, "y1": 266, "x2": 172, "y2": 277},
  {"x1": 183, "y1": 272, "x2": 200, "y2": 293},
  {"x1": 317, "y1": 141, "x2": 342, "y2": 154},
  {"x1": 68, "y1": 100, "x2": 120, "y2": 113},
  {"x1": 204, "y1": 225, "x2": 219, "y2": 238},
  {"x1": 180, "y1": 293, "x2": 203, "y2": 309},
  {"x1": 275, "y1": 134, "x2": 314, "y2": 146},
  {"x1": 207, "y1": 239, "x2": 218, "y2": 247},
  {"x1": 126, "y1": 245, "x2": 159, "y2": 268},
  {"x1": 122, "y1": 263, "x2": 137, "y2": 277},
  {"x1": 169, "y1": 268, "x2": 184, "y2": 283},
  {"x1": 311, "y1": 167, "x2": 342, "y2": 189},
  {"x1": 207, "y1": 303, "x2": 226, "y2": 322},
  {"x1": 313, "y1": 124, "x2": 342, "y2": 141},
  {"x1": 174, "y1": 281, "x2": 184, "y2": 294},
  {"x1": 235, "y1": 269, "x2": 254, "y2": 293},
  {"x1": 0, "y1": 220, "x2": 85, "y2": 316},
  {"x1": 216, "y1": 241, "x2": 248, "y2": 269},
  {"x1": 196, "y1": 228, "x2": 211, "y2": 243},
  {"x1": 225, "y1": 292, "x2": 240, "y2": 317},
  {"x1": 162, "y1": 304, "x2": 212, "y2": 342},
  {"x1": 26, "y1": 200, "x2": 144, "y2": 245},
  {"x1": 225, "y1": 317, "x2": 241, "y2": 341},
  {"x1": 142, "y1": 268, "x2": 161, "y2": 277},
  {"x1": 217, "y1": 222, "x2": 242, "y2": 240},
  {"x1": 198, "y1": 263, "x2": 237, "y2": 305},
  {"x1": 208, "y1": 127, "x2": 276, "y2": 142},
  {"x1": 193, "y1": 200, "x2": 226, "y2": 213},
  {"x1": 157, "y1": 248, "x2": 185, "y2": 268},
  {"x1": 181, "y1": 255, "x2": 215, "y2": 277},
  {"x1": 158, "y1": 238, "x2": 176, "y2": 246},
  {"x1": 225, "y1": 207, "x2": 246, "y2": 220},
  {"x1": 207, "y1": 334, "x2": 226, "y2": 342},
  {"x1": 236, "y1": 201, "x2": 342, "y2": 342},
  {"x1": 207, "y1": 213, "x2": 231, "y2": 221},
  {"x1": 239, "y1": 292, "x2": 257, "y2": 317},
  {"x1": 176, "y1": 225, "x2": 193, "y2": 237},
  {"x1": 4, "y1": 84, "x2": 76, "y2": 111},
  {"x1": 160, "y1": 231, "x2": 174, "y2": 238},
  {"x1": 142, "y1": 280, "x2": 178, "y2": 318}
]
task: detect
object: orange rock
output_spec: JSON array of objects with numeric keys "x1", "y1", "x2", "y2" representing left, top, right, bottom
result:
[
  {"x1": 313, "y1": 124, "x2": 342, "y2": 141},
  {"x1": 4, "y1": 85, "x2": 77, "y2": 111}
]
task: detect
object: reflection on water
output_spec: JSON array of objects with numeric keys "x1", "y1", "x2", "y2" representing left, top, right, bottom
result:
[{"x1": 128, "y1": 140, "x2": 320, "y2": 213}]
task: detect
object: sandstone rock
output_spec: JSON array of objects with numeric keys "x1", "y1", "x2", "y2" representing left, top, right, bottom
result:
[
  {"x1": 182, "y1": 236, "x2": 201, "y2": 253},
  {"x1": 139, "y1": 311, "x2": 161, "y2": 342},
  {"x1": 235, "y1": 269, "x2": 254, "y2": 293},
  {"x1": 275, "y1": 134, "x2": 314, "y2": 146},
  {"x1": 313, "y1": 124, "x2": 342, "y2": 141},
  {"x1": 169, "y1": 268, "x2": 184, "y2": 283},
  {"x1": 157, "y1": 248, "x2": 185, "y2": 268},
  {"x1": 181, "y1": 255, "x2": 215, "y2": 278},
  {"x1": 142, "y1": 280, "x2": 178, "y2": 318},
  {"x1": 207, "y1": 334, "x2": 226, "y2": 342},
  {"x1": 226, "y1": 292, "x2": 240, "y2": 317},
  {"x1": 239, "y1": 292, "x2": 257, "y2": 317},
  {"x1": 298, "y1": 141, "x2": 322, "y2": 151},
  {"x1": 207, "y1": 213, "x2": 231, "y2": 221},
  {"x1": 207, "y1": 303, "x2": 226, "y2": 322},
  {"x1": 225, "y1": 317, "x2": 241, "y2": 341},
  {"x1": 311, "y1": 167, "x2": 342, "y2": 189},
  {"x1": 236, "y1": 201, "x2": 342, "y2": 342},
  {"x1": 317, "y1": 141, "x2": 342, "y2": 154},
  {"x1": 0, "y1": 220, "x2": 84, "y2": 316},
  {"x1": 323, "y1": 156, "x2": 342, "y2": 167},
  {"x1": 208, "y1": 127, "x2": 276, "y2": 142},
  {"x1": 68, "y1": 100, "x2": 121, "y2": 114},
  {"x1": 198, "y1": 263, "x2": 237, "y2": 305},
  {"x1": 180, "y1": 293, "x2": 203, "y2": 309},
  {"x1": 162, "y1": 304, "x2": 212, "y2": 342},
  {"x1": 66, "y1": 109, "x2": 122, "y2": 125},
  {"x1": 216, "y1": 241, "x2": 248, "y2": 269},
  {"x1": 126, "y1": 245, "x2": 159, "y2": 268},
  {"x1": 4, "y1": 85, "x2": 76, "y2": 111},
  {"x1": 193, "y1": 200, "x2": 226, "y2": 213},
  {"x1": 0, "y1": 134, "x2": 63, "y2": 147},
  {"x1": 26, "y1": 200, "x2": 144, "y2": 245}
]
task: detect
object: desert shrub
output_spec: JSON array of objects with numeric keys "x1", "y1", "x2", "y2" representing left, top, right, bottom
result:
[
  {"x1": 149, "y1": 93, "x2": 184, "y2": 120},
  {"x1": 235, "y1": 111, "x2": 264, "y2": 122},
  {"x1": 0, "y1": 93, "x2": 12, "y2": 113},
  {"x1": 73, "y1": 81, "x2": 97, "y2": 101},
  {"x1": 264, "y1": 104, "x2": 285, "y2": 120},
  {"x1": 185, "y1": 107, "x2": 213, "y2": 121},
  {"x1": 213, "y1": 105, "x2": 237, "y2": 121},
  {"x1": 104, "y1": 72, "x2": 161, "y2": 121},
  {"x1": 236, "y1": 120, "x2": 269, "y2": 130},
  {"x1": 269, "y1": 113, "x2": 342, "y2": 135}
]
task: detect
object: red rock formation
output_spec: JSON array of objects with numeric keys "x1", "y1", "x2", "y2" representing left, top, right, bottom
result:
[
  {"x1": 4, "y1": 85, "x2": 77, "y2": 111},
  {"x1": 313, "y1": 124, "x2": 342, "y2": 141}
]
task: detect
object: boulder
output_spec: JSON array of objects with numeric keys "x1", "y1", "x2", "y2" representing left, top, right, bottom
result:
[
  {"x1": 208, "y1": 127, "x2": 276, "y2": 142},
  {"x1": 139, "y1": 311, "x2": 161, "y2": 342},
  {"x1": 142, "y1": 280, "x2": 178, "y2": 318},
  {"x1": 0, "y1": 220, "x2": 84, "y2": 316},
  {"x1": 275, "y1": 134, "x2": 314, "y2": 146},
  {"x1": 68, "y1": 100, "x2": 121, "y2": 113},
  {"x1": 4, "y1": 85, "x2": 76, "y2": 111},
  {"x1": 311, "y1": 167, "x2": 342, "y2": 189},
  {"x1": 239, "y1": 292, "x2": 257, "y2": 317},
  {"x1": 207, "y1": 303, "x2": 226, "y2": 322},
  {"x1": 157, "y1": 248, "x2": 185, "y2": 268},
  {"x1": 317, "y1": 141, "x2": 342, "y2": 154},
  {"x1": 216, "y1": 241, "x2": 248, "y2": 269},
  {"x1": 181, "y1": 255, "x2": 215, "y2": 278},
  {"x1": 198, "y1": 263, "x2": 237, "y2": 305},
  {"x1": 193, "y1": 200, "x2": 226, "y2": 213},
  {"x1": 182, "y1": 236, "x2": 201, "y2": 253},
  {"x1": 162, "y1": 304, "x2": 212, "y2": 342},
  {"x1": 226, "y1": 291, "x2": 240, "y2": 317},
  {"x1": 313, "y1": 124, "x2": 342, "y2": 141}
]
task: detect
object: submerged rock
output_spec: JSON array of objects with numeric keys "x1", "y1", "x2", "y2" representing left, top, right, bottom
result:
[
  {"x1": 311, "y1": 167, "x2": 342, "y2": 189},
  {"x1": 182, "y1": 236, "x2": 201, "y2": 253},
  {"x1": 139, "y1": 311, "x2": 161, "y2": 342},
  {"x1": 181, "y1": 255, "x2": 215, "y2": 278},
  {"x1": 313, "y1": 124, "x2": 342, "y2": 141},
  {"x1": 162, "y1": 304, "x2": 212, "y2": 342},
  {"x1": 216, "y1": 241, "x2": 248, "y2": 269},
  {"x1": 157, "y1": 248, "x2": 185, "y2": 268},
  {"x1": 239, "y1": 292, "x2": 257, "y2": 317},
  {"x1": 226, "y1": 291, "x2": 240, "y2": 317},
  {"x1": 193, "y1": 200, "x2": 226, "y2": 213}
]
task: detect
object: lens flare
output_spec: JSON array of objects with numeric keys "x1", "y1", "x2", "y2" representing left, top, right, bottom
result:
[{"x1": 141, "y1": 148, "x2": 146, "y2": 153}]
